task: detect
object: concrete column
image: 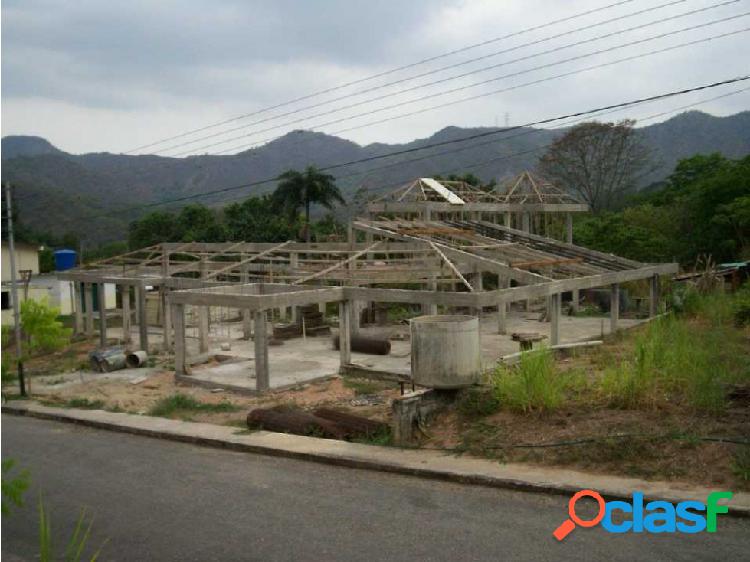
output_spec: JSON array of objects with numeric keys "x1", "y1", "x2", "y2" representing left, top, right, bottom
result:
[
  {"x1": 162, "y1": 288, "x2": 172, "y2": 351},
  {"x1": 84, "y1": 283, "x2": 94, "y2": 337},
  {"x1": 566, "y1": 212, "x2": 573, "y2": 244},
  {"x1": 172, "y1": 303, "x2": 186, "y2": 375},
  {"x1": 241, "y1": 262, "x2": 252, "y2": 339},
  {"x1": 570, "y1": 289, "x2": 580, "y2": 315},
  {"x1": 649, "y1": 274, "x2": 660, "y2": 317},
  {"x1": 73, "y1": 282, "x2": 84, "y2": 335},
  {"x1": 338, "y1": 300, "x2": 352, "y2": 367},
  {"x1": 473, "y1": 268, "x2": 483, "y2": 317},
  {"x1": 97, "y1": 283, "x2": 107, "y2": 348},
  {"x1": 423, "y1": 207, "x2": 432, "y2": 221},
  {"x1": 133, "y1": 284, "x2": 140, "y2": 334},
  {"x1": 550, "y1": 293, "x2": 561, "y2": 346},
  {"x1": 349, "y1": 300, "x2": 362, "y2": 335},
  {"x1": 610, "y1": 283, "x2": 620, "y2": 335},
  {"x1": 497, "y1": 300, "x2": 507, "y2": 335},
  {"x1": 137, "y1": 285, "x2": 149, "y2": 351},
  {"x1": 521, "y1": 212, "x2": 530, "y2": 233},
  {"x1": 199, "y1": 306, "x2": 209, "y2": 353},
  {"x1": 121, "y1": 285, "x2": 131, "y2": 343},
  {"x1": 254, "y1": 310, "x2": 269, "y2": 392},
  {"x1": 160, "y1": 249, "x2": 171, "y2": 350}
]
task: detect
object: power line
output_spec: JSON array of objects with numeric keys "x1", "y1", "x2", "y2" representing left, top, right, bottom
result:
[
  {"x1": 230, "y1": 82, "x2": 750, "y2": 206},
  {"x1": 39, "y1": 76, "x2": 749, "y2": 225},
  {"x1": 155, "y1": 0, "x2": 707, "y2": 155},
  {"x1": 211, "y1": 23, "x2": 750, "y2": 155},
  {"x1": 124, "y1": 0, "x2": 639, "y2": 154}
]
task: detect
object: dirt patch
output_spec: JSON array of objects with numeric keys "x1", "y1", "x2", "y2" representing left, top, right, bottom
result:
[{"x1": 34, "y1": 373, "x2": 401, "y2": 427}]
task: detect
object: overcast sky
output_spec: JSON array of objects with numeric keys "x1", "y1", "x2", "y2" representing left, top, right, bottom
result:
[{"x1": 2, "y1": 0, "x2": 748, "y2": 155}]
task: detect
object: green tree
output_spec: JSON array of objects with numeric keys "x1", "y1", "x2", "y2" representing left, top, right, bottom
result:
[
  {"x1": 224, "y1": 196, "x2": 297, "y2": 242},
  {"x1": 273, "y1": 166, "x2": 345, "y2": 242},
  {"x1": 20, "y1": 299, "x2": 71, "y2": 357},
  {"x1": 176, "y1": 204, "x2": 226, "y2": 242},
  {"x1": 127, "y1": 211, "x2": 179, "y2": 249}
]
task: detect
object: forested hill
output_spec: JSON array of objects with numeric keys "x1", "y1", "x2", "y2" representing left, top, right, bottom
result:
[{"x1": 2, "y1": 110, "x2": 749, "y2": 243}]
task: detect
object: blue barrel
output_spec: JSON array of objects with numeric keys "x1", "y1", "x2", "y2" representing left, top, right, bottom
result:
[{"x1": 54, "y1": 249, "x2": 77, "y2": 271}]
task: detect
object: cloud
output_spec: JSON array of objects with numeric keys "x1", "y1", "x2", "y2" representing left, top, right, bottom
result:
[{"x1": 2, "y1": 0, "x2": 748, "y2": 154}]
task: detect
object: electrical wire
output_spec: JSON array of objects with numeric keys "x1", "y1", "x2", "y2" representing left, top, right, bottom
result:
[
  {"x1": 156, "y1": 0, "x2": 715, "y2": 155},
  {"x1": 206, "y1": 19, "x2": 750, "y2": 156},
  {"x1": 23, "y1": 76, "x2": 747, "y2": 225},
  {"x1": 124, "y1": 0, "x2": 640, "y2": 154}
]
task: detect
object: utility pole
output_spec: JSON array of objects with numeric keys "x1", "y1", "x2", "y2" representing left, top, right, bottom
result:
[{"x1": 4, "y1": 182, "x2": 27, "y2": 396}]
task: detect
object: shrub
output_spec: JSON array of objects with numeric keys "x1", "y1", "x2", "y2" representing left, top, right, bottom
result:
[
  {"x1": 148, "y1": 393, "x2": 239, "y2": 417},
  {"x1": 492, "y1": 348, "x2": 564, "y2": 413},
  {"x1": 732, "y1": 285, "x2": 750, "y2": 327},
  {"x1": 20, "y1": 299, "x2": 71, "y2": 357}
]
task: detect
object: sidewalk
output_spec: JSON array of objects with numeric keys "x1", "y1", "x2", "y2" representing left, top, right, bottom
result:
[{"x1": 3, "y1": 400, "x2": 748, "y2": 517}]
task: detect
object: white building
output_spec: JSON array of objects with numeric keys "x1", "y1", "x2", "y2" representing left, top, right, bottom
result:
[{"x1": 1, "y1": 241, "x2": 115, "y2": 325}]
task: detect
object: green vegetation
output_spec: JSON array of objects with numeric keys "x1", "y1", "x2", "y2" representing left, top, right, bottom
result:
[
  {"x1": 272, "y1": 165, "x2": 345, "y2": 242},
  {"x1": 732, "y1": 447, "x2": 750, "y2": 483},
  {"x1": 63, "y1": 398, "x2": 105, "y2": 410},
  {"x1": 601, "y1": 291, "x2": 749, "y2": 413},
  {"x1": 458, "y1": 288, "x2": 749, "y2": 418},
  {"x1": 20, "y1": 299, "x2": 72, "y2": 357},
  {"x1": 575, "y1": 154, "x2": 750, "y2": 264},
  {"x1": 39, "y1": 498, "x2": 107, "y2": 562},
  {"x1": 342, "y1": 378, "x2": 392, "y2": 395},
  {"x1": 2, "y1": 459, "x2": 30, "y2": 516},
  {"x1": 148, "y1": 393, "x2": 240, "y2": 417},
  {"x1": 492, "y1": 347, "x2": 576, "y2": 414},
  {"x1": 456, "y1": 386, "x2": 500, "y2": 418}
]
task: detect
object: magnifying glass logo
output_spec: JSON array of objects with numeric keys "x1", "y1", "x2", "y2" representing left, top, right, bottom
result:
[{"x1": 553, "y1": 490, "x2": 606, "y2": 541}]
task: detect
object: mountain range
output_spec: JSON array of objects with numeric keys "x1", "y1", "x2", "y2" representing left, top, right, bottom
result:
[{"x1": 2, "y1": 110, "x2": 749, "y2": 244}]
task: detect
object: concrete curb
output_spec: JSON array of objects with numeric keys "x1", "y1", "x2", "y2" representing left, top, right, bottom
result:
[{"x1": 3, "y1": 401, "x2": 748, "y2": 518}]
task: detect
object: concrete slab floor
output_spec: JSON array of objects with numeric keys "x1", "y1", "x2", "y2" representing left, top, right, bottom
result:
[{"x1": 109, "y1": 309, "x2": 643, "y2": 393}]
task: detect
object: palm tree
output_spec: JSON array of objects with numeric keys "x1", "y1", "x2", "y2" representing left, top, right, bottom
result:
[{"x1": 273, "y1": 166, "x2": 345, "y2": 242}]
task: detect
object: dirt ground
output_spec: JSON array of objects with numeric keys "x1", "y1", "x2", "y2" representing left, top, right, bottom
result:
[
  {"x1": 5, "y1": 314, "x2": 748, "y2": 490},
  {"x1": 24, "y1": 369, "x2": 401, "y2": 428}
]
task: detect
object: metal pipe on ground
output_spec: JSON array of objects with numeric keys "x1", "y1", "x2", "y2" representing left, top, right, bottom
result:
[
  {"x1": 125, "y1": 350, "x2": 149, "y2": 368},
  {"x1": 332, "y1": 335, "x2": 391, "y2": 355}
]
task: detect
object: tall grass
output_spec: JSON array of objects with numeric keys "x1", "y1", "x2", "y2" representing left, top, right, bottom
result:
[
  {"x1": 601, "y1": 289, "x2": 749, "y2": 413},
  {"x1": 492, "y1": 348, "x2": 566, "y2": 413}
]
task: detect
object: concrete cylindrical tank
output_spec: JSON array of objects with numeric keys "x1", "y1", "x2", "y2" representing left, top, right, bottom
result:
[
  {"x1": 410, "y1": 315, "x2": 480, "y2": 388},
  {"x1": 54, "y1": 249, "x2": 77, "y2": 271}
]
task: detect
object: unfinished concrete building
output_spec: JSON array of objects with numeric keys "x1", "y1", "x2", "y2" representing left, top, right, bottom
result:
[{"x1": 58, "y1": 177, "x2": 676, "y2": 394}]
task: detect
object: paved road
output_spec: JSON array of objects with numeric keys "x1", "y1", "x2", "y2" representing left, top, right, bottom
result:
[{"x1": 2, "y1": 415, "x2": 748, "y2": 561}]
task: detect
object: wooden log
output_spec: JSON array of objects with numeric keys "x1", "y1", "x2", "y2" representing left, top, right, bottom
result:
[
  {"x1": 312, "y1": 408, "x2": 389, "y2": 436},
  {"x1": 246, "y1": 408, "x2": 348, "y2": 439}
]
